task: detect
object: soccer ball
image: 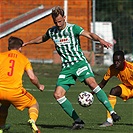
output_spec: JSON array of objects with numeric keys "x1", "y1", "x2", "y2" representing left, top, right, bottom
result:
[{"x1": 78, "y1": 91, "x2": 94, "y2": 107}]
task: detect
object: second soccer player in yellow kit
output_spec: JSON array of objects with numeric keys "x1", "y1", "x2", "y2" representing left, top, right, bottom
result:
[
  {"x1": 99, "y1": 50, "x2": 133, "y2": 127},
  {"x1": 0, "y1": 36, "x2": 44, "y2": 133}
]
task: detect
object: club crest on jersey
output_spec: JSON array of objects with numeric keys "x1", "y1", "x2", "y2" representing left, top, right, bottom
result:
[{"x1": 64, "y1": 31, "x2": 70, "y2": 36}]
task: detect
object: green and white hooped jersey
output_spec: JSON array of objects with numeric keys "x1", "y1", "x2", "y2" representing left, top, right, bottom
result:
[{"x1": 46, "y1": 23, "x2": 87, "y2": 68}]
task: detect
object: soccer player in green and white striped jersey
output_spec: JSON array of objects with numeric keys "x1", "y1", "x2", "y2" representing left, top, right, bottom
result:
[
  {"x1": 23, "y1": 6, "x2": 121, "y2": 130},
  {"x1": 47, "y1": 23, "x2": 87, "y2": 68}
]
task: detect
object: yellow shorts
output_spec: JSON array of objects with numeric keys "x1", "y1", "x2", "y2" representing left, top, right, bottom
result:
[
  {"x1": 119, "y1": 84, "x2": 133, "y2": 101},
  {"x1": 0, "y1": 87, "x2": 37, "y2": 111}
]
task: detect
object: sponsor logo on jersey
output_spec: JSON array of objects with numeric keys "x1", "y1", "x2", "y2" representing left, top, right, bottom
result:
[
  {"x1": 59, "y1": 75, "x2": 66, "y2": 79},
  {"x1": 76, "y1": 66, "x2": 88, "y2": 76},
  {"x1": 54, "y1": 38, "x2": 70, "y2": 47}
]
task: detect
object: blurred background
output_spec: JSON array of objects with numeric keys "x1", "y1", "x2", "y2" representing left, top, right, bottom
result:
[{"x1": 0, "y1": 0, "x2": 133, "y2": 65}]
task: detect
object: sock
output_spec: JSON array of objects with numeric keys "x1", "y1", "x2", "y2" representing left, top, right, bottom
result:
[
  {"x1": 57, "y1": 96, "x2": 80, "y2": 121},
  {"x1": 28, "y1": 108, "x2": 38, "y2": 122},
  {"x1": 107, "y1": 118, "x2": 113, "y2": 123},
  {"x1": 93, "y1": 86, "x2": 114, "y2": 113},
  {"x1": 107, "y1": 95, "x2": 116, "y2": 123}
]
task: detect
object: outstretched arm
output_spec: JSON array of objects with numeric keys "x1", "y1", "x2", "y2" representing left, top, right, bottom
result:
[
  {"x1": 91, "y1": 79, "x2": 108, "y2": 95},
  {"x1": 23, "y1": 34, "x2": 50, "y2": 47},
  {"x1": 99, "y1": 79, "x2": 108, "y2": 89},
  {"x1": 26, "y1": 69, "x2": 44, "y2": 91},
  {"x1": 81, "y1": 30, "x2": 113, "y2": 49}
]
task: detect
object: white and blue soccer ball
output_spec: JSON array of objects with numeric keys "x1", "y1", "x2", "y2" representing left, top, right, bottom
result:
[{"x1": 78, "y1": 91, "x2": 94, "y2": 107}]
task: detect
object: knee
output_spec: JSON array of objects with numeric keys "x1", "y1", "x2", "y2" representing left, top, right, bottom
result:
[
  {"x1": 85, "y1": 77, "x2": 98, "y2": 89},
  {"x1": 54, "y1": 86, "x2": 66, "y2": 100},
  {"x1": 54, "y1": 91, "x2": 63, "y2": 100},
  {"x1": 110, "y1": 88, "x2": 116, "y2": 95},
  {"x1": 36, "y1": 102, "x2": 39, "y2": 109},
  {"x1": 110, "y1": 86, "x2": 122, "y2": 96},
  {"x1": 31, "y1": 102, "x2": 39, "y2": 110}
]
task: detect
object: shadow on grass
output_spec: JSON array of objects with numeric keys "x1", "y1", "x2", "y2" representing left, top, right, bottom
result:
[
  {"x1": 37, "y1": 124, "x2": 114, "y2": 131},
  {"x1": 98, "y1": 122, "x2": 133, "y2": 126},
  {"x1": 17, "y1": 122, "x2": 133, "y2": 132},
  {"x1": 115, "y1": 123, "x2": 133, "y2": 126},
  {"x1": 38, "y1": 124, "x2": 71, "y2": 129}
]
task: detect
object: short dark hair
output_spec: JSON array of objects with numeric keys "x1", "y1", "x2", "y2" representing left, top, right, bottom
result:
[
  {"x1": 8, "y1": 36, "x2": 23, "y2": 50},
  {"x1": 113, "y1": 50, "x2": 125, "y2": 59},
  {"x1": 52, "y1": 6, "x2": 64, "y2": 20}
]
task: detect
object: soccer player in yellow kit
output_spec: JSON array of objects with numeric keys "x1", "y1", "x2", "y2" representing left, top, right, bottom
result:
[
  {"x1": 99, "y1": 50, "x2": 133, "y2": 127},
  {"x1": 0, "y1": 36, "x2": 44, "y2": 133}
]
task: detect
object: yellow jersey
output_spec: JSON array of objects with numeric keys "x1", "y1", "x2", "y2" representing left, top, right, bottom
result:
[
  {"x1": 104, "y1": 61, "x2": 133, "y2": 87},
  {"x1": 0, "y1": 50, "x2": 32, "y2": 90}
]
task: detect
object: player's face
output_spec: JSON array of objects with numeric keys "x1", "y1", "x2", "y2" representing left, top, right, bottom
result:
[
  {"x1": 53, "y1": 14, "x2": 66, "y2": 30},
  {"x1": 113, "y1": 55, "x2": 124, "y2": 70}
]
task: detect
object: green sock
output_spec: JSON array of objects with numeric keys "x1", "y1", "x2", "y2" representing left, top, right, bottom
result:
[
  {"x1": 57, "y1": 96, "x2": 79, "y2": 121},
  {"x1": 94, "y1": 86, "x2": 113, "y2": 112}
]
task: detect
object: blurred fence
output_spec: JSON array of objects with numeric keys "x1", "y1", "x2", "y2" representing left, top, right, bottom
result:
[{"x1": 95, "y1": 0, "x2": 133, "y2": 55}]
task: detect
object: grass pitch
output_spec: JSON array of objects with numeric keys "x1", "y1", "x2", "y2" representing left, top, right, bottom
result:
[{"x1": 6, "y1": 63, "x2": 133, "y2": 133}]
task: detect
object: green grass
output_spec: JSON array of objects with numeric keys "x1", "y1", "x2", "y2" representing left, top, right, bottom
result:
[{"x1": 6, "y1": 63, "x2": 133, "y2": 133}]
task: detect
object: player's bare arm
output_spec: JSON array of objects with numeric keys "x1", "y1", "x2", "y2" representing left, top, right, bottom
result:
[
  {"x1": 23, "y1": 34, "x2": 49, "y2": 46},
  {"x1": 42, "y1": 34, "x2": 50, "y2": 42},
  {"x1": 81, "y1": 30, "x2": 113, "y2": 49},
  {"x1": 99, "y1": 79, "x2": 108, "y2": 89},
  {"x1": 26, "y1": 69, "x2": 44, "y2": 91},
  {"x1": 23, "y1": 36, "x2": 43, "y2": 46}
]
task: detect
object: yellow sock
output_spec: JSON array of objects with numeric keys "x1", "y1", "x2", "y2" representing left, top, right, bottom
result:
[
  {"x1": 29, "y1": 108, "x2": 38, "y2": 122},
  {"x1": 107, "y1": 95, "x2": 116, "y2": 119}
]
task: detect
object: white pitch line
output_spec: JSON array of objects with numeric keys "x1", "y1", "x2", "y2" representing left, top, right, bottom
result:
[
  {"x1": 26, "y1": 88, "x2": 89, "y2": 92},
  {"x1": 26, "y1": 88, "x2": 54, "y2": 91},
  {"x1": 37, "y1": 102, "x2": 133, "y2": 105}
]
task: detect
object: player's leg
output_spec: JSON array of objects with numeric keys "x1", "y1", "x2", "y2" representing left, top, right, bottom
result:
[
  {"x1": 0, "y1": 101, "x2": 11, "y2": 131},
  {"x1": 54, "y1": 85, "x2": 84, "y2": 130},
  {"x1": 76, "y1": 61, "x2": 120, "y2": 121},
  {"x1": 100, "y1": 85, "x2": 123, "y2": 127},
  {"x1": 12, "y1": 88, "x2": 40, "y2": 133},
  {"x1": 28, "y1": 102, "x2": 39, "y2": 123},
  {"x1": 77, "y1": 61, "x2": 120, "y2": 122},
  {"x1": 106, "y1": 86, "x2": 121, "y2": 126},
  {"x1": 85, "y1": 77, "x2": 120, "y2": 122},
  {"x1": 85, "y1": 77, "x2": 113, "y2": 112},
  {"x1": 23, "y1": 91, "x2": 40, "y2": 133},
  {"x1": 100, "y1": 94, "x2": 117, "y2": 127}
]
